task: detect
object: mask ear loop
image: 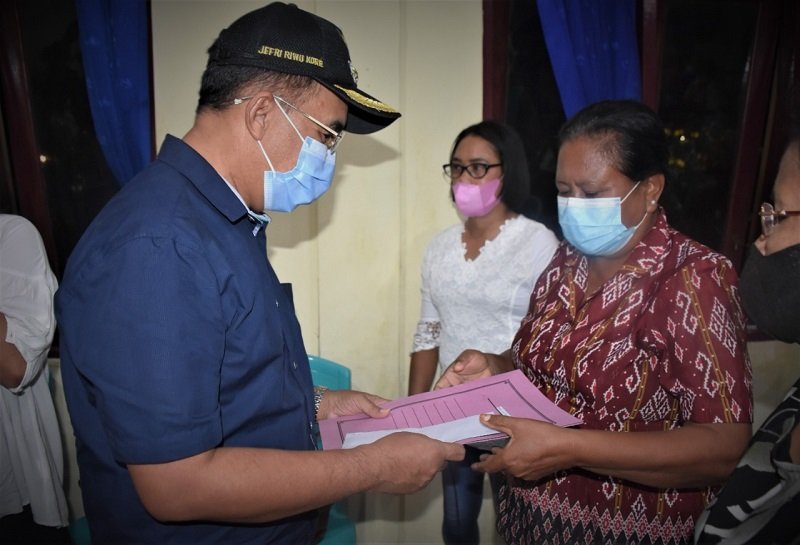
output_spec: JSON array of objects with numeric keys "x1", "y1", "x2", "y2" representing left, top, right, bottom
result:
[
  {"x1": 623, "y1": 181, "x2": 651, "y2": 230},
  {"x1": 620, "y1": 181, "x2": 641, "y2": 203},
  {"x1": 258, "y1": 97, "x2": 307, "y2": 173},
  {"x1": 258, "y1": 141, "x2": 276, "y2": 172},
  {"x1": 274, "y1": 97, "x2": 305, "y2": 141}
]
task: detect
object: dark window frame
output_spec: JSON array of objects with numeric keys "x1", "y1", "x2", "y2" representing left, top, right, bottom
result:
[
  {"x1": 0, "y1": 1, "x2": 58, "y2": 269},
  {"x1": 484, "y1": 0, "x2": 800, "y2": 274}
]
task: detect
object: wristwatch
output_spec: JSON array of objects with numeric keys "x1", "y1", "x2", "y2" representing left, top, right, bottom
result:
[{"x1": 313, "y1": 385, "x2": 328, "y2": 419}]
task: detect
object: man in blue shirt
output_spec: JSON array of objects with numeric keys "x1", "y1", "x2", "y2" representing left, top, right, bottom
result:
[{"x1": 55, "y1": 3, "x2": 464, "y2": 543}]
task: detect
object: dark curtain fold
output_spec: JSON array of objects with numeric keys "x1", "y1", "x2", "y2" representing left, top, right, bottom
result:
[
  {"x1": 75, "y1": 0, "x2": 152, "y2": 186},
  {"x1": 537, "y1": 0, "x2": 641, "y2": 118}
]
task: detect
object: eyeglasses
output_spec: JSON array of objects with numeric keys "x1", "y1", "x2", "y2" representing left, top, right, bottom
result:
[
  {"x1": 442, "y1": 162, "x2": 502, "y2": 180},
  {"x1": 274, "y1": 96, "x2": 343, "y2": 152},
  {"x1": 759, "y1": 202, "x2": 800, "y2": 236},
  {"x1": 231, "y1": 95, "x2": 344, "y2": 152}
]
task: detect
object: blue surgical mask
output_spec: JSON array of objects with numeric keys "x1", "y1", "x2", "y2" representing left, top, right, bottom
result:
[
  {"x1": 557, "y1": 183, "x2": 647, "y2": 256},
  {"x1": 258, "y1": 100, "x2": 336, "y2": 213}
]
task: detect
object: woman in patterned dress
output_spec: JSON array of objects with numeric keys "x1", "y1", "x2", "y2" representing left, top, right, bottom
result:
[{"x1": 435, "y1": 100, "x2": 753, "y2": 545}]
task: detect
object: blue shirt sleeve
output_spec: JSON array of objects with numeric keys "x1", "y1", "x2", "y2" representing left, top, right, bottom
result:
[{"x1": 72, "y1": 234, "x2": 225, "y2": 463}]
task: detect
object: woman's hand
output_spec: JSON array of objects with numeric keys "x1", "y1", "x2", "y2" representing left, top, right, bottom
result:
[
  {"x1": 472, "y1": 415, "x2": 576, "y2": 480},
  {"x1": 317, "y1": 389, "x2": 390, "y2": 420},
  {"x1": 433, "y1": 349, "x2": 503, "y2": 390},
  {"x1": 474, "y1": 416, "x2": 751, "y2": 489}
]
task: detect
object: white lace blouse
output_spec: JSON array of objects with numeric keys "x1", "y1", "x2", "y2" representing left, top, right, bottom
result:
[{"x1": 412, "y1": 215, "x2": 559, "y2": 372}]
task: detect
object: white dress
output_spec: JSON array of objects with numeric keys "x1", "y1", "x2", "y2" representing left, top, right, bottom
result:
[
  {"x1": 412, "y1": 215, "x2": 559, "y2": 371},
  {"x1": 0, "y1": 214, "x2": 68, "y2": 527}
]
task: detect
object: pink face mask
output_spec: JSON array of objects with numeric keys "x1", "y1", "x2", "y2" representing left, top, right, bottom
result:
[{"x1": 452, "y1": 178, "x2": 502, "y2": 217}]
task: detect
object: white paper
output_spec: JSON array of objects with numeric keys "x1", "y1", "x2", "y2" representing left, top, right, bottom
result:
[{"x1": 341, "y1": 414, "x2": 499, "y2": 449}]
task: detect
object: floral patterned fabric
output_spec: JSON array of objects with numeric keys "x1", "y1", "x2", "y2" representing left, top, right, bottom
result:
[{"x1": 498, "y1": 211, "x2": 753, "y2": 545}]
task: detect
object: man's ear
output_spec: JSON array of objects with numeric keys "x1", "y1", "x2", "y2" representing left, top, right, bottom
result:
[
  {"x1": 644, "y1": 173, "x2": 665, "y2": 213},
  {"x1": 244, "y1": 92, "x2": 275, "y2": 141}
]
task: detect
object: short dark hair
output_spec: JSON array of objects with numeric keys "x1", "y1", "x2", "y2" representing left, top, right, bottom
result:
[
  {"x1": 558, "y1": 100, "x2": 669, "y2": 183},
  {"x1": 450, "y1": 120, "x2": 531, "y2": 213},
  {"x1": 196, "y1": 39, "x2": 316, "y2": 114}
]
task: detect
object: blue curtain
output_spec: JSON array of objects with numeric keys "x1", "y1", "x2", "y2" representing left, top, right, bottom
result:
[
  {"x1": 537, "y1": 0, "x2": 641, "y2": 119},
  {"x1": 75, "y1": 0, "x2": 152, "y2": 186}
]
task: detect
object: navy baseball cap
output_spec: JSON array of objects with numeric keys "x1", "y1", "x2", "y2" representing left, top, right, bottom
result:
[{"x1": 208, "y1": 2, "x2": 400, "y2": 134}]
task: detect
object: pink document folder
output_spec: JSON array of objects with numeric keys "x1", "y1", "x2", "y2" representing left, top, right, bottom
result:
[{"x1": 319, "y1": 369, "x2": 582, "y2": 450}]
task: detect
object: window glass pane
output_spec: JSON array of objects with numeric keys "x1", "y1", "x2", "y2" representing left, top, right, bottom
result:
[
  {"x1": 16, "y1": 0, "x2": 118, "y2": 278},
  {"x1": 657, "y1": 0, "x2": 758, "y2": 251},
  {"x1": 505, "y1": 0, "x2": 565, "y2": 237}
]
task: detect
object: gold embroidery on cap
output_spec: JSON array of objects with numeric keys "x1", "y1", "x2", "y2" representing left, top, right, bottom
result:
[
  {"x1": 334, "y1": 85, "x2": 398, "y2": 113},
  {"x1": 257, "y1": 46, "x2": 283, "y2": 57},
  {"x1": 348, "y1": 61, "x2": 359, "y2": 85},
  {"x1": 257, "y1": 45, "x2": 324, "y2": 68}
]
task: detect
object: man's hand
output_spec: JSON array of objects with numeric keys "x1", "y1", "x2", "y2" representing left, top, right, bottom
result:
[
  {"x1": 128, "y1": 433, "x2": 464, "y2": 524},
  {"x1": 358, "y1": 432, "x2": 465, "y2": 494},
  {"x1": 317, "y1": 389, "x2": 390, "y2": 420}
]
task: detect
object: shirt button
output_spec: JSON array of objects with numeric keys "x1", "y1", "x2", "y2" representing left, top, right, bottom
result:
[
  {"x1": 292, "y1": 361, "x2": 297, "y2": 369},
  {"x1": 275, "y1": 300, "x2": 279, "y2": 308}
]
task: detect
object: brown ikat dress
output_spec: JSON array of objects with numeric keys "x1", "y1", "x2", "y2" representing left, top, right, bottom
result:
[{"x1": 498, "y1": 211, "x2": 753, "y2": 545}]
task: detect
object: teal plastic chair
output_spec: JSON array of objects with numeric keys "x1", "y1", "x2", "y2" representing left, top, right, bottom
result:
[
  {"x1": 308, "y1": 354, "x2": 352, "y2": 391},
  {"x1": 68, "y1": 516, "x2": 91, "y2": 545},
  {"x1": 308, "y1": 355, "x2": 356, "y2": 545}
]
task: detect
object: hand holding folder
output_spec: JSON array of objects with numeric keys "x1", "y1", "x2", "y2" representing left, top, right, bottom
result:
[{"x1": 319, "y1": 370, "x2": 582, "y2": 450}]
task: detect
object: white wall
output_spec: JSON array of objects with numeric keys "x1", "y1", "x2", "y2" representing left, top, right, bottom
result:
[
  {"x1": 150, "y1": 1, "x2": 486, "y2": 542},
  {"x1": 150, "y1": 0, "x2": 479, "y2": 395}
]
